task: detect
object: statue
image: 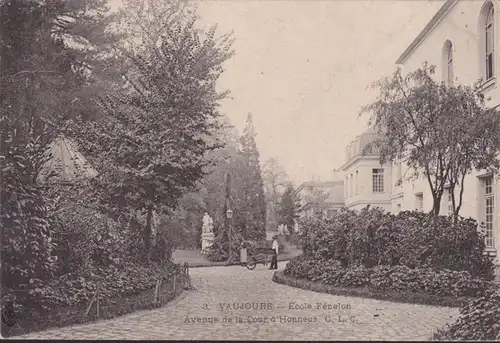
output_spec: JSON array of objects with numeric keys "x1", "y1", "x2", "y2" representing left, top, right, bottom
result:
[
  {"x1": 201, "y1": 213, "x2": 215, "y2": 252},
  {"x1": 202, "y1": 212, "x2": 210, "y2": 233}
]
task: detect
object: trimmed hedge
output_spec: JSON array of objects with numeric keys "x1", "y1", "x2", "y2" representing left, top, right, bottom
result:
[
  {"x1": 299, "y1": 208, "x2": 495, "y2": 279},
  {"x1": 432, "y1": 287, "x2": 500, "y2": 341},
  {"x1": 274, "y1": 271, "x2": 470, "y2": 308},
  {"x1": 284, "y1": 256, "x2": 493, "y2": 298}
]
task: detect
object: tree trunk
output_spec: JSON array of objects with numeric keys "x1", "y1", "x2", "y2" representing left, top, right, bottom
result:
[
  {"x1": 431, "y1": 194, "x2": 441, "y2": 216},
  {"x1": 144, "y1": 205, "x2": 153, "y2": 259}
]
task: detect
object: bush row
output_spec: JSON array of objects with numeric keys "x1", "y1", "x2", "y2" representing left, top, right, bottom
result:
[
  {"x1": 299, "y1": 208, "x2": 494, "y2": 279},
  {"x1": 3, "y1": 262, "x2": 184, "y2": 317},
  {"x1": 283, "y1": 256, "x2": 493, "y2": 298},
  {"x1": 432, "y1": 287, "x2": 500, "y2": 341}
]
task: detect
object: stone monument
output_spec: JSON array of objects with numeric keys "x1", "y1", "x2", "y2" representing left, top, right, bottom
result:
[{"x1": 201, "y1": 213, "x2": 215, "y2": 253}]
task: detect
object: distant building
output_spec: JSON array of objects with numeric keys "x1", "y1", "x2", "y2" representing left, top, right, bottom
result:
[
  {"x1": 339, "y1": 129, "x2": 392, "y2": 212},
  {"x1": 296, "y1": 180, "x2": 344, "y2": 219}
]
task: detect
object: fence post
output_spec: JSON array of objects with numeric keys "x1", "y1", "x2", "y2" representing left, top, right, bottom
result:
[
  {"x1": 154, "y1": 277, "x2": 161, "y2": 303},
  {"x1": 96, "y1": 282, "x2": 100, "y2": 318},
  {"x1": 85, "y1": 286, "x2": 98, "y2": 317},
  {"x1": 173, "y1": 273, "x2": 177, "y2": 294},
  {"x1": 186, "y1": 262, "x2": 191, "y2": 288}
]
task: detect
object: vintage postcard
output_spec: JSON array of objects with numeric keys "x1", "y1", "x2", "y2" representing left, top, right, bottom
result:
[{"x1": 1, "y1": 0, "x2": 499, "y2": 341}]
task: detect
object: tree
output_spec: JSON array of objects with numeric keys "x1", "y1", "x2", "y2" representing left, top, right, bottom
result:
[
  {"x1": 68, "y1": 5, "x2": 234, "y2": 258},
  {"x1": 239, "y1": 113, "x2": 266, "y2": 241},
  {"x1": 116, "y1": 0, "x2": 194, "y2": 53},
  {"x1": 444, "y1": 85, "x2": 500, "y2": 217},
  {"x1": 262, "y1": 158, "x2": 289, "y2": 231},
  {"x1": 1, "y1": 0, "x2": 118, "y2": 290},
  {"x1": 277, "y1": 185, "x2": 301, "y2": 229},
  {"x1": 303, "y1": 186, "x2": 329, "y2": 217},
  {"x1": 360, "y1": 62, "x2": 500, "y2": 216}
]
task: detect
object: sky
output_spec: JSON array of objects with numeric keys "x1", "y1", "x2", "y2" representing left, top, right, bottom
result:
[{"x1": 110, "y1": 0, "x2": 445, "y2": 184}]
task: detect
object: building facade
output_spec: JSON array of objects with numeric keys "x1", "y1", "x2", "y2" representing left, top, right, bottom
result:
[
  {"x1": 340, "y1": 129, "x2": 393, "y2": 212},
  {"x1": 342, "y1": 0, "x2": 500, "y2": 262},
  {"x1": 296, "y1": 181, "x2": 344, "y2": 219}
]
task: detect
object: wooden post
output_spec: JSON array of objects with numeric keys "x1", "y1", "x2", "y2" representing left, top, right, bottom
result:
[
  {"x1": 85, "y1": 287, "x2": 97, "y2": 317},
  {"x1": 154, "y1": 278, "x2": 161, "y2": 303},
  {"x1": 173, "y1": 274, "x2": 177, "y2": 294},
  {"x1": 96, "y1": 283, "x2": 100, "y2": 318}
]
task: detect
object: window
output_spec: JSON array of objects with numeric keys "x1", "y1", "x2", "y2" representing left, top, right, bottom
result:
[
  {"x1": 447, "y1": 188, "x2": 453, "y2": 215},
  {"x1": 355, "y1": 170, "x2": 359, "y2": 195},
  {"x1": 345, "y1": 177, "x2": 348, "y2": 198},
  {"x1": 416, "y1": 193, "x2": 423, "y2": 211},
  {"x1": 484, "y1": 176, "x2": 494, "y2": 248},
  {"x1": 395, "y1": 162, "x2": 402, "y2": 186},
  {"x1": 447, "y1": 46, "x2": 454, "y2": 85},
  {"x1": 486, "y1": 7, "x2": 494, "y2": 80},
  {"x1": 372, "y1": 168, "x2": 384, "y2": 193},
  {"x1": 350, "y1": 174, "x2": 353, "y2": 196},
  {"x1": 442, "y1": 41, "x2": 454, "y2": 85}
]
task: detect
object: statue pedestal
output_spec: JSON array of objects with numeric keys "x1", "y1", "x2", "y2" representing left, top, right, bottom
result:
[{"x1": 201, "y1": 232, "x2": 215, "y2": 252}]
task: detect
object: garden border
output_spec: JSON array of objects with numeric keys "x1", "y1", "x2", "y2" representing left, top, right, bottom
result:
[
  {"x1": 272, "y1": 271, "x2": 473, "y2": 308},
  {"x1": 2, "y1": 265, "x2": 192, "y2": 338}
]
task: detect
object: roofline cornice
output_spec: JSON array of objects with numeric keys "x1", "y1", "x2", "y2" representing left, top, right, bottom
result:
[
  {"x1": 395, "y1": 0, "x2": 459, "y2": 65},
  {"x1": 339, "y1": 154, "x2": 381, "y2": 171}
]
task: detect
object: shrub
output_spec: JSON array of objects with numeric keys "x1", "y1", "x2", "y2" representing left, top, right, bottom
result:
[
  {"x1": 3, "y1": 262, "x2": 184, "y2": 318},
  {"x1": 2, "y1": 142, "x2": 60, "y2": 292},
  {"x1": 298, "y1": 208, "x2": 494, "y2": 278},
  {"x1": 433, "y1": 287, "x2": 500, "y2": 341},
  {"x1": 283, "y1": 256, "x2": 492, "y2": 298}
]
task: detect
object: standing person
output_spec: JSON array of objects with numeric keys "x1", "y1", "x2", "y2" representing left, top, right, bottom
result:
[
  {"x1": 240, "y1": 242, "x2": 248, "y2": 266},
  {"x1": 269, "y1": 236, "x2": 279, "y2": 270}
]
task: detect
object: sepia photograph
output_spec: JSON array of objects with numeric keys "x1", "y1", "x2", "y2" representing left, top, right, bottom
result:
[{"x1": 1, "y1": 0, "x2": 500, "y2": 340}]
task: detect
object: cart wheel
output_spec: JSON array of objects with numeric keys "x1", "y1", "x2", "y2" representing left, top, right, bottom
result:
[{"x1": 246, "y1": 258, "x2": 256, "y2": 270}]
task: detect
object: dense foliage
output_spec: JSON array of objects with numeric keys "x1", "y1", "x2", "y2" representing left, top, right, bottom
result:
[
  {"x1": 1, "y1": 0, "x2": 234, "y2": 332},
  {"x1": 262, "y1": 158, "x2": 289, "y2": 231},
  {"x1": 284, "y1": 256, "x2": 492, "y2": 298},
  {"x1": 238, "y1": 113, "x2": 267, "y2": 241},
  {"x1": 299, "y1": 208, "x2": 494, "y2": 278},
  {"x1": 361, "y1": 63, "x2": 500, "y2": 215},
  {"x1": 432, "y1": 287, "x2": 500, "y2": 341},
  {"x1": 276, "y1": 184, "x2": 301, "y2": 229}
]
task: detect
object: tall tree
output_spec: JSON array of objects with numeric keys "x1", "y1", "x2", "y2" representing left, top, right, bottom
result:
[
  {"x1": 68, "y1": 7, "x2": 234, "y2": 258},
  {"x1": 238, "y1": 113, "x2": 266, "y2": 241},
  {"x1": 1, "y1": 0, "x2": 118, "y2": 289},
  {"x1": 277, "y1": 185, "x2": 301, "y2": 230},
  {"x1": 262, "y1": 157, "x2": 289, "y2": 231},
  {"x1": 360, "y1": 62, "x2": 500, "y2": 216}
]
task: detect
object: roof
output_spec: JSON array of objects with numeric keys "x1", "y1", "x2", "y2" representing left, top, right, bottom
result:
[
  {"x1": 297, "y1": 180, "x2": 343, "y2": 192},
  {"x1": 395, "y1": 0, "x2": 459, "y2": 65},
  {"x1": 38, "y1": 136, "x2": 98, "y2": 183}
]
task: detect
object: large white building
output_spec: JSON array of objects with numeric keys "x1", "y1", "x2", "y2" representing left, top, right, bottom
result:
[
  {"x1": 340, "y1": 128, "x2": 393, "y2": 212},
  {"x1": 342, "y1": 0, "x2": 500, "y2": 262}
]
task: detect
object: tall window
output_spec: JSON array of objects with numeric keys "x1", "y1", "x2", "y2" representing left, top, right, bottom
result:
[
  {"x1": 350, "y1": 174, "x2": 353, "y2": 196},
  {"x1": 372, "y1": 168, "x2": 384, "y2": 193},
  {"x1": 486, "y1": 7, "x2": 494, "y2": 80},
  {"x1": 355, "y1": 170, "x2": 359, "y2": 195},
  {"x1": 444, "y1": 42, "x2": 454, "y2": 85},
  {"x1": 447, "y1": 47, "x2": 453, "y2": 85},
  {"x1": 484, "y1": 176, "x2": 494, "y2": 248},
  {"x1": 447, "y1": 188, "x2": 453, "y2": 215},
  {"x1": 345, "y1": 177, "x2": 348, "y2": 198},
  {"x1": 416, "y1": 193, "x2": 423, "y2": 211}
]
